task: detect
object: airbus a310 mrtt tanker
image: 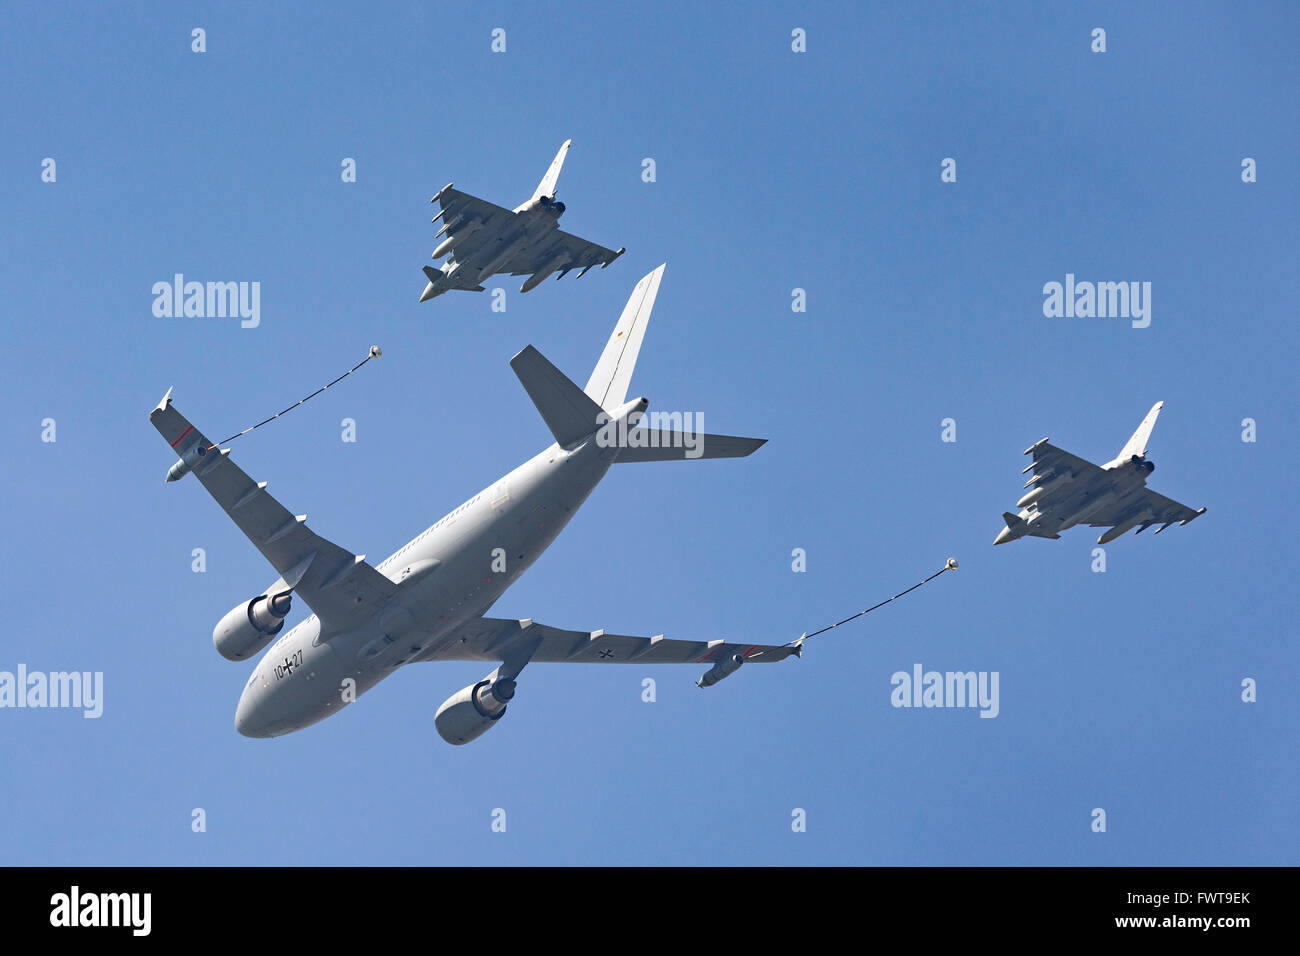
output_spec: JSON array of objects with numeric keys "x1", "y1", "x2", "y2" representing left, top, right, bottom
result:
[
  {"x1": 995, "y1": 401, "x2": 1206, "y2": 546},
  {"x1": 419, "y1": 139, "x2": 624, "y2": 303},
  {"x1": 152, "y1": 266, "x2": 795, "y2": 745}
]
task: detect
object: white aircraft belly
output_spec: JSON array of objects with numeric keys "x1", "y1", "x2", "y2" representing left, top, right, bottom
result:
[{"x1": 240, "y1": 441, "x2": 618, "y2": 734}]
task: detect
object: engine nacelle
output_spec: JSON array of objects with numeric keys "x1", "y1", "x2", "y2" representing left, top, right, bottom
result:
[
  {"x1": 435, "y1": 677, "x2": 516, "y2": 745},
  {"x1": 213, "y1": 592, "x2": 291, "y2": 662}
]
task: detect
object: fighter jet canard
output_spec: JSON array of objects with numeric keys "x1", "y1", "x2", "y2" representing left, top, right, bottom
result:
[
  {"x1": 419, "y1": 139, "x2": 625, "y2": 303},
  {"x1": 995, "y1": 401, "x2": 1207, "y2": 546},
  {"x1": 150, "y1": 265, "x2": 793, "y2": 746}
]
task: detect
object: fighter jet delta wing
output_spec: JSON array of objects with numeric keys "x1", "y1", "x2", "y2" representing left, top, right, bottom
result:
[
  {"x1": 1023, "y1": 438, "x2": 1107, "y2": 486},
  {"x1": 1085, "y1": 489, "x2": 1205, "y2": 540},
  {"x1": 503, "y1": 228, "x2": 624, "y2": 282},
  {"x1": 149, "y1": 391, "x2": 398, "y2": 631}
]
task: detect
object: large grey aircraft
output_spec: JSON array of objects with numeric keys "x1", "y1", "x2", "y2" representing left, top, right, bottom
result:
[
  {"x1": 995, "y1": 402, "x2": 1206, "y2": 546},
  {"x1": 151, "y1": 266, "x2": 795, "y2": 745},
  {"x1": 419, "y1": 139, "x2": 624, "y2": 303}
]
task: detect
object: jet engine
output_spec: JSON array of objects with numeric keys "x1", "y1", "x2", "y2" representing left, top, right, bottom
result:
[
  {"x1": 1130, "y1": 454, "x2": 1155, "y2": 474},
  {"x1": 435, "y1": 676, "x2": 516, "y2": 745},
  {"x1": 213, "y1": 592, "x2": 292, "y2": 662},
  {"x1": 533, "y1": 195, "x2": 566, "y2": 218}
]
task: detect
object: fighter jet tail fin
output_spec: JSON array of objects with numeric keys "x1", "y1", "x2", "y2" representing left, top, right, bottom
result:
[
  {"x1": 584, "y1": 264, "x2": 664, "y2": 411},
  {"x1": 1117, "y1": 401, "x2": 1163, "y2": 461},
  {"x1": 530, "y1": 139, "x2": 571, "y2": 202},
  {"x1": 1002, "y1": 512, "x2": 1023, "y2": 529},
  {"x1": 511, "y1": 344, "x2": 607, "y2": 449}
]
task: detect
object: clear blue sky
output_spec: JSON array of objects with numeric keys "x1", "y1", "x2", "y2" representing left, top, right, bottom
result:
[{"x1": 1, "y1": 1, "x2": 1294, "y2": 865}]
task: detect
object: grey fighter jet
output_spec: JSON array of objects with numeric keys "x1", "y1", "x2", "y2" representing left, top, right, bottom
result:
[
  {"x1": 419, "y1": 139, "x2": 624, "y2": 302},
  {"x1": 152, "y1": 266, "x2": 795, "y2": 746},
  {"x1": 995, "y1": 402, "x2": 1206, "y2": 546}
]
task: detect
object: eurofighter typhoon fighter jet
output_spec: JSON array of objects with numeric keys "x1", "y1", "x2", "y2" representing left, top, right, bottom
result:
[
  {"x1": 419, "y1": 139, "x2": 624, "y2": 303},
  {"x1": 995, "y1": 402, "x2": 1206, "y2": 546},
  {"x1": 152, "y1": 266, "x2": 794, "y2": 745}
]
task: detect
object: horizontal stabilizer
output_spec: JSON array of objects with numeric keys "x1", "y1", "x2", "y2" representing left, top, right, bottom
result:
[
  {"x1": 511, "y1": 345, "x2": 606, "y2": 448},
  {"x1": 1002, "y1": 512, "x2": 1023, "y2": 528},
  {"x1": 615, "y1": 430, "x2": 766, "y2": 462}
]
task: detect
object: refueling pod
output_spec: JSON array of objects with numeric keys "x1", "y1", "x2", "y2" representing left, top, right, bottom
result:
[{"x1": 697, "y1": 653, "x2": 744, "y2": 688}]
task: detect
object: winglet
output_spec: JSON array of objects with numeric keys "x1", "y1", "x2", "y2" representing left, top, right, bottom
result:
[{"x1": 155, "y1": 387, "x2": 174, "y2": 413}]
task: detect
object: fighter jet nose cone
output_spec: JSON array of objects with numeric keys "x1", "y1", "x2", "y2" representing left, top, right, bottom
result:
[
  {"x1": 993, "y1": 529, "x2": 1012, "y2": 546},
  {"x1": 419, "y1": 283, "x2": 436, "y2": 303}
]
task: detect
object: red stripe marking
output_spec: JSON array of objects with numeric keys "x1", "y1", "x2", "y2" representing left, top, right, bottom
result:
[
  {"x1": 696, "y1": 649, "x2": 718, "y2": 664},
  {"x1": 740, "y1": 644, "x2": 758, "y2": 658},
  {"x1": 170, "y1": 425, "x2": 194, "y2": 448}
]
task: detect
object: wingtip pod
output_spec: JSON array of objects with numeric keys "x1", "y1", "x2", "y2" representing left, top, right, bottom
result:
[
  {"x1": 430, "y1": 182, "x2": 453, "y2": 204},
  {"x1": 946, "y1": 557, "x2": 959, "y2": 570},
  {"x1": 1023, "y1": 437, "x2": 1049, "y2": 456},
  {"x1": 602, "y1": 247, "x2": 626, "y2": 269},
  {"x1": 1181, "y1": 506, "x2": 1207, "y2": 526}
]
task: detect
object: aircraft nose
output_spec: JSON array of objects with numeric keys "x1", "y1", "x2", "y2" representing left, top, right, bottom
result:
[{"x1": 234, "y1": 685, "x2": 273, "y2": 738}]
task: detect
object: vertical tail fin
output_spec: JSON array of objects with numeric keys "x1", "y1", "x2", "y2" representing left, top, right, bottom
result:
[
  {"x1": 584, "y1": 264, "x2": 665, "y2": 411},
  {"x1": 530, "y1": 139, "x2": 571, "y2": 202},
  {"x1": 1117, "y1": 401, "x2": 1163, "y2": 460}
]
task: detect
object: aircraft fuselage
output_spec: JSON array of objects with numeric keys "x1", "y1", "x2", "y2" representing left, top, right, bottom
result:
[{"x1": 234, "y1": 419, "x2": 629, "y2": 738}]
